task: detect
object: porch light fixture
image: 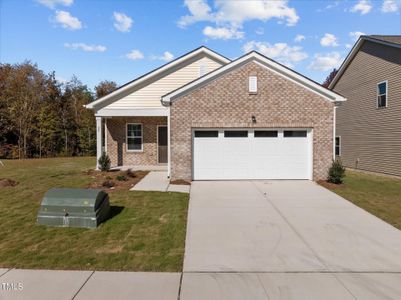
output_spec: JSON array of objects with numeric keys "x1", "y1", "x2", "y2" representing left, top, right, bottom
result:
[{"x1": 252, "y1": 115, "x2": 256, "y2": 124}]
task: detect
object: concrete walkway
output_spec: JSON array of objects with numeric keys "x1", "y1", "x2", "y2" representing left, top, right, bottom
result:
[{"x1": 130, "y1": 171, "x2": 190, "y2": 193}]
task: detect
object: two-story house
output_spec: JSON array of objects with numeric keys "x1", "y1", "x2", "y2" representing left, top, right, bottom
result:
[{"x1": 330, "y1": 35, "x2": 401, "y2": 177}]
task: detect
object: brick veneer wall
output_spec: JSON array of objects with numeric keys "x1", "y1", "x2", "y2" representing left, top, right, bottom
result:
[
  {"x1": 170, "y1": 61, "x2": 334, "y2": 181},
  {"x1": 106, "y1": 117, "x2": 166, "y2": 167}
]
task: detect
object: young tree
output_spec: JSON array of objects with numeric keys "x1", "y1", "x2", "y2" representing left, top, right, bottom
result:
[{"x1": 322, "y1": 68, "x2": 338, "y2": 88}]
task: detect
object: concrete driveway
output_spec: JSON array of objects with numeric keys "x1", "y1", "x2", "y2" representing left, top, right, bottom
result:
[{"x1": 181, "y1": 180, "x2": 401, "y2": 299}]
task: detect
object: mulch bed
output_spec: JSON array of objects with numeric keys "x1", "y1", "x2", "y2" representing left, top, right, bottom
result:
[
  {"x1": 170, "y1": 179, "x2": 191, "y2": 185},
  {"x1": 317, "y1": 179, "x2": 344, "y2": 190},
  {"x1": 84, "y1": 169, "x2": 148, "y2": 192},
  {"x1": 0, "y1": 178, "x2": 19, "y2": 188}
]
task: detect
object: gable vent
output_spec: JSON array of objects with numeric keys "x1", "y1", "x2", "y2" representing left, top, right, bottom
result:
[{"x1": 249, "y1": 76, "x2": 257, "y2": 93}]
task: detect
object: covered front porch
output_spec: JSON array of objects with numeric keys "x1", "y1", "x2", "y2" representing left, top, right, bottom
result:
[{"x1": 95, "y1": 108, "x2": 170, "y2": 177}]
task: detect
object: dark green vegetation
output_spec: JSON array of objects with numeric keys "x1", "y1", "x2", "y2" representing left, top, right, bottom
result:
[
  {"x1": 0, "y1": 62, "x2": 117, "y2": 159},
  {"x1": 0, "y1": 157, "x2": 189, "y2": 271},
  {"x1": 327, "y1": 159, "x2": 346, "y2": 184},
  {"x1": 325, "y1": 170, "x2": 401, "y2": 230}
]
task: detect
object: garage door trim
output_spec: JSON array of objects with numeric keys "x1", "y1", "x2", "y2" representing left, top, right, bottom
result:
[{"x1": 192, "y1": 128, "x2": 313, "y2": 180}]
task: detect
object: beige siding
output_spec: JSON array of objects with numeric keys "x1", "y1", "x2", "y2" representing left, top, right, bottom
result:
[
  {"x1": 333, "y1": 41, "x2": 401, "y2": 176},
  {"x1": 107, "y1": 56, "x2": 223, "y2": 109}
]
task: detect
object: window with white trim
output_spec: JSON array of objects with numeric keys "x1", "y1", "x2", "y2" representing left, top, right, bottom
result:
[
  {"x1": 249, "y1": 76, "x2": 257, "y2": 93},
  {"x1": 127, "y1": 123, "x2": 143, "y2": 151},
  {"x1": 335, "y1": 136, "x2": 341, "y2": 156},
  {"x1": 377, "y1": 81, "x2": 387, "y2": 108}
]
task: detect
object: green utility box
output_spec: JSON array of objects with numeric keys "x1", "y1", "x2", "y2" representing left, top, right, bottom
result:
[{"x1": 37, "y1": 188, "x2": 110, "y2": 228}]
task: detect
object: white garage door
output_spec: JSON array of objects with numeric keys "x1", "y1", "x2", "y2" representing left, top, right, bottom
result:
[{"x1": 193, "y1": 129, "x2": 312, "y2": 180}]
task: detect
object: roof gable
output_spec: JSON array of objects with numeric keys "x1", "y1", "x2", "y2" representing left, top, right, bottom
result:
[
  {"x1": 85, "y1": 46, "x2": 230, "y2": 110},
  {"x1": 162, "y1": 51, "x2": 346, "y2": 103},
  {"x1": 329, "y1": 35, "x2": 401, "y2": 89}
]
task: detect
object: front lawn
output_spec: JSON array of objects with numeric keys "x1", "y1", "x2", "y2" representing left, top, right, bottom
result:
[
  {"x1": 322, "y1": 170, "x2": 401, "y2": 230},
  {"x1": 0, "y1": 157, "x2": 189, "y2": 271}
]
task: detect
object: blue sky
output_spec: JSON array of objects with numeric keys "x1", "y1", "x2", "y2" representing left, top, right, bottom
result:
[{"x1": 1, "y1": 0, "x2": 400, "y2": 90}]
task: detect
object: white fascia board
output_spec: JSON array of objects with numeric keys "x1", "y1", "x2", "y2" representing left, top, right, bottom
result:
[
  {"x1": 95, "y1": 108, "x2": 169, "y2": 117},
  {"x1": 163, "y1": 52, "x2": 346, "y2": 103},
  {"x1": 86, "y1": 47, "x2": 230, "y2": 110}
]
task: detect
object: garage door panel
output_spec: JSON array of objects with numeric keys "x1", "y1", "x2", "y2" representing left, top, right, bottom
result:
[{"x1": 193, "y1": 129, "x2": 312, "y2": 180}]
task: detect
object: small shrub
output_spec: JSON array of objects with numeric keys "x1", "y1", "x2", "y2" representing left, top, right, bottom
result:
[
  {"x1": 116, "y1": 175, "x2": 127, "y2": 181},
  {"x1": 106, "y1": 176, "x2": 112, "y2": 180},
  {"x1": 328, "y1": 159, "x2": 346, "y2": 184},
  {"x1": 102, "y1": 180, "x2": 115, "y2": 188},
  {"x1": 98, "y1": 152, "x2": 111, "y2": 171},
  {"x1": 126, "y1": 169, "x2": 136, "y2": 178}
]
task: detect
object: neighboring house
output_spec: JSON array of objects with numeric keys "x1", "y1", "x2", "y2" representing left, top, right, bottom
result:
[
  {"x1": 86, "y1": 46, "x2": 345, "y2": 181},
  {"x1": 330, "y1": 35, "x2": 401, "y2": 177}
]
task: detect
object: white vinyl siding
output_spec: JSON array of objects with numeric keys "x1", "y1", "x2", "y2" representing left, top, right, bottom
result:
[{"x1": 107, "y1": 57, "x2": 223, "y2": 109}]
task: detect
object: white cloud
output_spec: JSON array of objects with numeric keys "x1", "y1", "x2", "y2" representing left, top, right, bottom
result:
[
  {"x1": 320, "y1": 33, "x2": 338, "y2": 47},
  {"x1": 349, "y1": 31, "x2": 365, "y2": 41},
  {"x1": 255, "y1": 27, "x2": 264, "y2": 35},
  {"x1": 113, "y1": 12, "x2": 133, "y2": 32},
  {"x1": 203, "y1": 25, "x2": 244, "y2": 40},
  {"x1": 243, "y1": 41, "x2": 308, "y2": 68},
  {"x1": 37, "y1": 0, "x2": 73, "y2": 9},
  {"x1": 294, "y1": 34, "x2": 305, "y2": 42},
  {"x1": 56, "y1": 76, "x2": 68, "y2": 84},
  {"x1": 350, "y1": 0, "x2": 372, "y2": 14},
  {"x1": 178, "y1": 0, "x2": 213, "y2": 27},
  {"x1": 54, "y1": 10, "x2": 82, "y2": 30},
  {"x1": 325, "y1": 1, "x2": 340, "y2": 10},
  {"x1": 381, "y1": 0, "x2": 401, "y2": 12},
  {"x1": 151, "y1": 51, "x2": 175, "y2": 62},
  {"x1": 345, "y1": 43, "x2": 352, "y2": 48},
  {"x1": 178, "y1": 0, "x2": 299, "y2": 39},
  {"x1": 126, "y1": 49, "x2": 144, "y2": 60},
  {"x1": 64, "y1": 43, "x2": 106, "y2": 52},
  {"x1": 309, "y1": 52, "x2": 343, "y2": 71}
]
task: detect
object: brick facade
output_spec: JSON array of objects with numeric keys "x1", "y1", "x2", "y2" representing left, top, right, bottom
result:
[
  {"x1": 106, "y1": 117, "x2": 166, "y2": 167},
  {"x1": 170, "y1": 61, "x2": 334, "y2": 181}
]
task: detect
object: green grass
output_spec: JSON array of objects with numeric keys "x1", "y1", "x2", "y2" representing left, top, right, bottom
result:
[
  {"x1": 0, "y1": 157, "x2": 189, "y2": 271},
  {"x1": 326, "y1": 170, "x2": 401, "y2": 230}
]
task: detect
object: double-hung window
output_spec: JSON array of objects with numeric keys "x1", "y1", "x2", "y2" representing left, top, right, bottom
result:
[
  {"x1": 377, "y1": 81, "x2": 387, "y2": 108},
  {"x1": 335, "y1": 137, "x2": 341, "y2": 156},
  {"x1": 127, "y1": 123, "x2": 143, "y2": 151}
]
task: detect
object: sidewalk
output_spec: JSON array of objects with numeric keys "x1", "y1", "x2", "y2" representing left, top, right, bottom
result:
[
  {"x1": 0, "y1": 269, "x2": 181, "y2": 300},
  {"x1": 2, "y1": 268, "x2": 401, "y2": 300}
]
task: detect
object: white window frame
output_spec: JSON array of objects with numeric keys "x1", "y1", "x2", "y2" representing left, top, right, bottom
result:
[
  {"x1": 126, "y1": 123, "x2": 143, "y2": 152},
  {"x1": 249, "y1": 76, "x2": 257, "y2": 93},
  {"x1": 335, "y1": 136, "x2": 341, "y2": 156},
  {"x1": 377, "y1": 80, "x2": 388, "y2": 108}
]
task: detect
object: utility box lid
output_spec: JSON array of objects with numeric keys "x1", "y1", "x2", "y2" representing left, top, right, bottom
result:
[{"x1": 37, "y1": 188, "x2": 110, "y2": 228}]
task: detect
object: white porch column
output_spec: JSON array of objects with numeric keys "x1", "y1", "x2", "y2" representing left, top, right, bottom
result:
[
  {"x1": 167, "y1": 113, "x2": 171, "y2": 178},
  {"x1": 96, "y1": 116, "x2": 102, "y2": 170}
]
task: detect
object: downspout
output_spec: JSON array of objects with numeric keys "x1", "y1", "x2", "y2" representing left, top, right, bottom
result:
[
  {"x1": 333, "y1": 104, "x2": 337, "y2": 160},
  {"x1": 167, "y1": 108, "x2": 171, "y2": 179}
]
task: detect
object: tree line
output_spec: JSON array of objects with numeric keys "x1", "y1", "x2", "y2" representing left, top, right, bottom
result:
[
  {"x1": 0, "y1": 61, "x2": 117, "y2": 159},
  {"x1": 0, "y1": 61, "x2": 337, "y2": 160}
]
